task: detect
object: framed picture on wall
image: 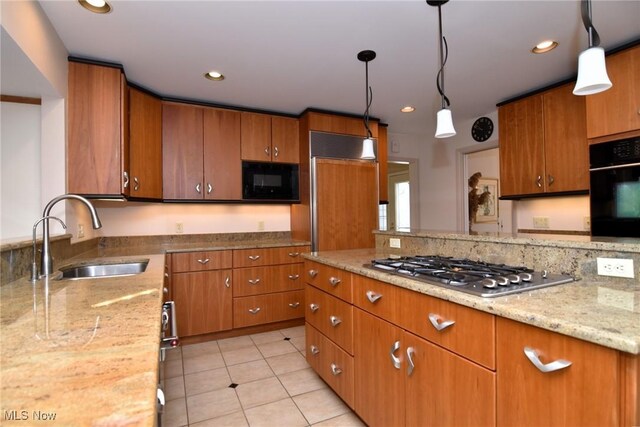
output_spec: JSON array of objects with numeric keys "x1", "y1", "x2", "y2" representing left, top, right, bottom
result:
[{"x1": 476, "y1": 178, "x2": 498, "y2": 223}]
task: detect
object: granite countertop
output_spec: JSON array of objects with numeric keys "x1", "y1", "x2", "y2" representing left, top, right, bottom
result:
[
  {"x1": 305, "y1": 248, "x2": 640, "y2": 355},
  {"x1": 0, "y1": 238, "x2": 310, "y2": 424},
  {"x1": 0, "y1": 254, "x2": 165, "y2": 426}
]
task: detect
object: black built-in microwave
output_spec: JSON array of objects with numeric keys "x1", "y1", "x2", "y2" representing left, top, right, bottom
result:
[{"x1": 242, "y1": 161, "x2": 299, "y2": 201}]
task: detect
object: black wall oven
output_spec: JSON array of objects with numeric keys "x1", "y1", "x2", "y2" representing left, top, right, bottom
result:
[
  {"x1": 242, "y1": 161, "x2": 299, "y2": 201},
  {"x1": 590, "y1": 136, "x2": 640, "y2": 237}
]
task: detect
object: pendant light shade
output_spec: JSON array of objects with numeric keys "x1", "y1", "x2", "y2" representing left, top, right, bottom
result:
[
  {"x1": 573, "y1": 0, "x2": 612, "y2": 96},
  {"x1": 361, "y1": 138, "x2": 376, "y2": 160},
  {"x1": 435, "y1": 108, "x2": 456, "y2": 138},
  {"x1": 358, "y1": 50, "x2": 377, "y2": 160},
  {"x1": 428, "y1": 0, "x2": 455, "y2": 139},
  {"x1": 573, "y1": 46, "x2": 612, "y2": 95}
]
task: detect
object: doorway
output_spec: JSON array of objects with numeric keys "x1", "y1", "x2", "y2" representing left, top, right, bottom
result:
[{"x1": 385, "y1": 158, "x2": 420, "y2": 231}]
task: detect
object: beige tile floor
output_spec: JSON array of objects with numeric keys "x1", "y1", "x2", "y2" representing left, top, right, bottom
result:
[{"x1": 161, "y1": 326, "x2": 366, "y2": 427}]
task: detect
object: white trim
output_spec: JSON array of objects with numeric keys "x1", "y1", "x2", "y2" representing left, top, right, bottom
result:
[{"x1": 388, "y1": 156, "x2": 420, "y2": 229}]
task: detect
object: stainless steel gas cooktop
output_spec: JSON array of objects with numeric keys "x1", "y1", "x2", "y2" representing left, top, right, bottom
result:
[{"x1": 366, "y1": 255, "x2": 576, "y2": 298}]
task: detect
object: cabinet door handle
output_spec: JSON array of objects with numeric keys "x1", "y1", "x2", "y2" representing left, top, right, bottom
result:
[
  {"x1": 248, "y1": 255, "x2": 260, "y2": 261},
  {"x1": 133, "y1": 177, "x2": 140, "y2": 191},
  {"x1": 164, "y1": 273, "x2": 169, "y2": 278},
  {"x1": 548, "y1": 174, "x2": 555, "y2": 186},
  {"x1": 309, "y1": 303, "x2": 319, "y2": 312},
  {"x1": 163, "y1": 287, "x2": 169, "y2": 294},
  {"x1": 390, "y1": 340, "x2": 401, "y2": 370},
  {"x1": 207, "y1": 183, "x2": 213, "y2": 194},
  {"x1": 248, "y1": 307, "x2": 261, "y2": 315},
  {"x1": 274, "y1": 146, "x2": 279, "y2": 158},
  {"x1": 536, "y1": 175, "x2": 542, "y2": 188},
  {"x1": 288, "y1": 302, "x2": 300, "y2": 308},
  {"x1": 330, "y1": 363, "x2": 342, "y2": 376},
  {"x1": 195, "y1": 183, "x2": 202, "y2": 193},
  {"x1": 329, "y1": 277, "x2": 341, "y2": 286},
  {"x1": 428, "y1": 313, "x2": 455, "y2": 331},
  {"x1": 329, "y1": 315, "x2": 341, "y2": 327},
  {"x1": 407, "y1": 347, "x2": 415, "y2": 377},
  {"x1": 123, "y1": 171, "x2": 129, "y2": 188},
  {"x1": 310, "y1": 345, "x2": 320, "y2": 355},
  {"x1": 366, "y1": 290, "x2": 383, "y2": 303},
  {"x1": 308, "y1": 269, "x2": 318, "y2": 278},
  {"x1": 264, "y1": 146, "x2": 271, "y2": 157},
  {"x1": 196, "y1": 258, "x2": 210, "y2": 265},
  {"x1": 288, "y1": 252, "x2": 300, "y2": 257},
  {"x1": 288, "y1": 274, "x2": 300, "y2": 280},
  {"x1": 248, "y1": 278, "x2": 261, "y2": 285},
  {"x1": 225, "y1": 276, "x2": 231, "y2": 288},
  {"x1": 524, "y1": 347, "x2": 572, "y2": 373}
]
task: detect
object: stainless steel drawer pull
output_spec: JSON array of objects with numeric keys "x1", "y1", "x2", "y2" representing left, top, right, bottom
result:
[
  {"x1": 248, "y1": 255, "x2": 260, "y2": 261},
  {"x1": 225, "y1": 276, "x2": 231, "y2": 288},
  {"x1": 288, "y1": 274, "x2": 300, "y2": 280},
  {"x1": 133, "y1": 177, "x2": 140, "y2": 191},
  {"x1": 407, "y1": 347, "x2": 416, "y2": 376},
  {"x1": 196, "y1": 183, "x2": 202, "y2": 193},
  {"x1": 264, "y1": 146, "x2": 271, "y2": 156},
  {"x1": 524, "y1": 347, "x2": 572, "y2": 373},
  {"x1": 329, "y1": 277, "x2": 341, "y2": 286},
  {"x1": 197, "y1": 258, "x2": 210, "y2": 265},
  {"x1": 308, "y1": 269, "x2": 318, "y2": 278},
  {"x1": 536, "y1": 175, "x2": 542, "y2": 188},
  {"x1": 390, "y1": 340, "x2": 401, "y2": 370},
  {"x1": 309, "y1": 303, "x2": 319, "y2": 312},
  {"x1": 428, "y1": 314, "x2": 455, "y2": 331},
  {"x1": 123, "y1": 171, "x2": 130, "y2": 188},
  {"x1": 330, "y1": 363, "x2": 342, "y2": 376},
  {"x1": 274, "y1": 146, "x2": 279, "y2": 158},
  {"x1": 366, "y1": 291, "x2": 383, "y2": 303},
  {"x1": 288, "y1": 302, "x2": 300, "y2": 308},
  {"x1": 310, "y1": 345, "x2": 320, "y2": 355},
  {"x1": 248, "y1": 307, "x2": 261, "y2": 315},
  {"x1": 288, "y1": 252, "x2": 300, "y2": 257},
  {"x1": 329, "y1": 315, "x2": 341, "y2": 327},
  {"x1": 248, "y1": 278, "x2": 261, "y2": 285},
  {"x1": 207, "y1": 183, "x2": 213, "y2": 194}
]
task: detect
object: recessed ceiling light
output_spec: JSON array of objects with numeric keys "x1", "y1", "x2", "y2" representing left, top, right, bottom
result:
[
  {"x1": 531, "y1": 40, "x2": 558, "y2": 54},
  {"x1": 400, "y1": 106, "x2": 416, "y2": 113},
  {"x1": 78, "y1": 0, "x2": 112, "y2": 14},
  {"x1": 204, "y1": 71, "x2": 225, "y2": 81}
]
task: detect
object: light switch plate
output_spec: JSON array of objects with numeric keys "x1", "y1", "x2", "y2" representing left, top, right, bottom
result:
[{"x1": 389, "y1": 238, "x2": 401, "y2": 248}]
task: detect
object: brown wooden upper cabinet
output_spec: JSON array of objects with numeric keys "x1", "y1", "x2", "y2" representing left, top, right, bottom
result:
[
  {"x1": 585, "y1": 45, "x2": 640, "y2": 139},
  {"x1": 241, "y1": 112, "x2": 299, "y2": 164},
  {"x1": 306, "y1": 111, "x2": 379, "y2": 138},
  {"x1": 499, "y1": 82, "x2": 588, "y2": 197},
  {"x1": 162, "y1": 103, "x2": 241, "y2": 200},
  {"x1": 129, "y1": 87, "x2": 163, "y2": 199},
  {"x1": 68, "y1": 61, "x2": 129, "y2": 197}
]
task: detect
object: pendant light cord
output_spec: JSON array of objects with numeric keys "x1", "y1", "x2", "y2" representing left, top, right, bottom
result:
[
  {"x1": 364, "y1": 60, "x2": 373, "y2": 139},
  {"x1": 435, "y1": 4, "x2": 450, "y2": 109},
  {"x1": 581, "y1": 0, "x2": 600, "y2": 47}
]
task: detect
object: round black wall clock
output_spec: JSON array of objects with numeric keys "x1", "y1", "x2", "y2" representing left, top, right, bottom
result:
[{"x1": 471, "y1": 117, "x2": 494, "y2": 142}]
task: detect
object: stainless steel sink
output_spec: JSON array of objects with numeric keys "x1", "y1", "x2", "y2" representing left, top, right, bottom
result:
[{"x1": 57, "y1": 260, "x2": 149, "y2": 280}]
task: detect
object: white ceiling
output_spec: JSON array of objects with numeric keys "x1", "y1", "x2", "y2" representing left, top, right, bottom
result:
[{"x1": 31, "y1": 0, "x2": 640, "y2": 137}]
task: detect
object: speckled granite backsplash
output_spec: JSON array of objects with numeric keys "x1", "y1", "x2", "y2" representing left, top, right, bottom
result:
[
  {"x1": 1, "y1": 231, "x2": 293, "y2": 285},
  {"x1": 375, "y1": 230, "x2": 640, "y2": 284}
]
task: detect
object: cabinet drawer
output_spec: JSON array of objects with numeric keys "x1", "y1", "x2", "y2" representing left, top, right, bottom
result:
[
  {"x1": 398, "y1": 287, "x2": 496, "y2": 370},
  {"x1": 353, "y1": 274, "x2": 402, "y2": 324},
  {"x1": 305, "y1": 260, "x2": 353, "y2": 303},
  {"x1": 233, "y1": 246, "x2": 309, "y2": 268},
  {"x1": 497, "y1": 317, "x2": 619, "y2": 426},
  {"x1": 233, "y1": 264, "x2": 303, "y2": 296},
  {"x1": 172, "y1": 250, "x2": 232, "y2": 272},
  {"x1": 305, "y1": 285, "x2": 353, "y2": 355},
  {"x1": 305, "y1": 323, "x2": 354, "y2": 409},
  {"x1": 233, "y1": 290, "x2": 305, "y2": 328}
]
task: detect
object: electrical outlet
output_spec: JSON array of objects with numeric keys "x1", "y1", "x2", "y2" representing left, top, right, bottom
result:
[
  {"x1": 258, "y1": 221, "x2": 265, "y2": 231},
  {"x1": 583, "y1": 216, "x2": 591, "y2": 231},
  {"x1": 597, "y1": 257, "x2": 635, "y2": 279},
  {"x1": 389, "y1": 238, "x2": 401, "y2": 248},
  {"x1": 175, "y1": 222, "x2": 184, "y2": 234},
  {"x1": 532, "y1": 216, "x2": 549, "y2": 229},
  {"x1": 77, "y1": 223, "x2": 85, "y2": 239}
]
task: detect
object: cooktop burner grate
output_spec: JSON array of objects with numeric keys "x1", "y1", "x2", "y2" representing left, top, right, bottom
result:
[{"x1": 366, "y1": 255, "x2": 575, "y2": 297}]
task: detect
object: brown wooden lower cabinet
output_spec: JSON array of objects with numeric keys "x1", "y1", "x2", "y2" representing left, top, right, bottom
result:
[
  {"x1": 173, "y1": 269, "x2": 233, "y2": 336},
  {"x1": 233, "y1": 290, "x2": 304, "y2": 328}
]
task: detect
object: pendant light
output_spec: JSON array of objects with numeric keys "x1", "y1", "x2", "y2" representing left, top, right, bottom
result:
[
  {"x1": 428, "y1": 0, "x2": 456, "y2": 138},
  {"x1": 358, "y1": 50, "x2": 377, "y2": 160},
  {"x1": 573, "y1": 0, "x2": 612, "y2": 96}
]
